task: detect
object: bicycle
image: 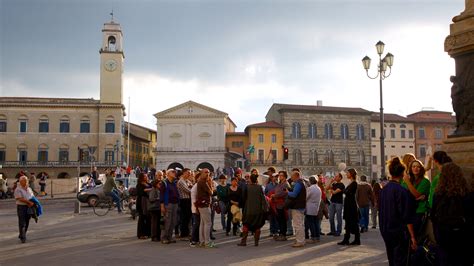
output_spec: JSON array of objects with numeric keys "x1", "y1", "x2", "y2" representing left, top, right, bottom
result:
[{"x1": 93, "y1": 193, "x2": 129, "y2": 216}]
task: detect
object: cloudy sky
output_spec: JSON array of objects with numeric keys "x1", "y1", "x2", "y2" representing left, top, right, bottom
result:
[{"x1": 0, "y1": 0, "x2": 465, "y2": 130}]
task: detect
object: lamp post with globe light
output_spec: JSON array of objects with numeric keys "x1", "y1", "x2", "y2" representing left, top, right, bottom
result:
[{"x1": 362, "y1": 41, "x2": 394, "y2": 178}]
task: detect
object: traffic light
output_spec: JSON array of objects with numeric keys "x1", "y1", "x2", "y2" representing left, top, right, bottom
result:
[{"x1": 283, "y1": 147, "x2": 289, "y2": 160}]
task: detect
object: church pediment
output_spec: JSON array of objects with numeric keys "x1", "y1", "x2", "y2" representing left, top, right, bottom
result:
[{"x1": 154, "y1": 100, "x2": 228, "y2": 118}]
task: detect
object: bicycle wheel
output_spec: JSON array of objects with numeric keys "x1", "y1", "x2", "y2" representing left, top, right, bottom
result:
[{"x1": 93, "y1": 200, "x2": 111, "y2": 216}]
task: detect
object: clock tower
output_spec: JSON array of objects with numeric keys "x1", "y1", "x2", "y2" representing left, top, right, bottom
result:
[{"x1": 99, "y1": 17, "x2": 124, "y2": 104}]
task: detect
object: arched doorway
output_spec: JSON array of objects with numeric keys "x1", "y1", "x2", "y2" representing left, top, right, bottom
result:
[
  {"x1": 167, "y1": 162, "x2": 184, "y2": 170},
  {"x1": 57, "y1": 172, "x2": 70, "y2": 179},
  {"x1": 196, "y1": 162, "x2": 214, "y2": 172}
]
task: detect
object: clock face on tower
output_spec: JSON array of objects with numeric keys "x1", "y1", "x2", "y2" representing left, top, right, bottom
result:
[{"x1": 104, "y1": 59, "x2": 117, "y2": 72}]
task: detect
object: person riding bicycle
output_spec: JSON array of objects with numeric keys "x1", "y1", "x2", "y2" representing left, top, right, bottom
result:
[{"x1": 103, "y1": 172, "x2": 123, "y2": 213}]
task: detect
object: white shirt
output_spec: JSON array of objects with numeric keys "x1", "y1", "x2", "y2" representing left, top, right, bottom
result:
[
  {"x1": 191, "y1": 183, "x2": 198, "y2": 214},
  {"x1": 306, "y1": 184, "x2": 322, "y2": 216},
  {"x1": 14, "y1": 185, "x2": 34, "y2": 206}
]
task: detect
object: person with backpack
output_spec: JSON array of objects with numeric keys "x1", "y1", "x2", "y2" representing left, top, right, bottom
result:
[{"x1": 431, "y1": 162, "x2": 474, "y2": 266}]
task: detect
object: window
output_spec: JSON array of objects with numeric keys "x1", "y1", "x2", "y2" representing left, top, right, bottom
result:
[
  {"x1": 60, "y1": 120, "x2": 70, "y2": 133},
  {"x1": 79, "y1": 148, "x2": 90, "y2": 162},
  {"x1": 271, "y1": 149, "x2": 277, "y2": 164},
  {"x1": 39, "y1": 119, "x2": 49, "y2": 133},
  {"x1": 232, "y1": 141, "x2": 243, "y2": 148},
  {"x1": 38, "y1": 150, "x2": 48, "y2": 163},
  {"x1": 434, "y1": 128, "x2": 442, "y2": 139},
  {"x1": 324, "y1": 123, "x2": 333, "y2": 139},
  {"x1": 258, "y1": 149, "x2": 264, "y2": 163},
  {"x1": 80, "y1": 119, "x2": 90, "y2": 133},
  {"x1": 356, "y1": 124, "x2": 365, "y2": 140},
  {"x1": 308, "y1": 123, "x2": 317, "y2": 139},
  {"x1": 341, "y1": 124, "x2": 349, "y2": 140},
  {"x1": 308, "y1": 149, "x2": 318, "y2": 165},
  {"x1": 371, "y1": 128, "x2": 376, "y2": 138},
  {"x1": 0, "y1": 149, "x2": 5, "y2": 162},
  {"x1": 435, "y1": 144, "x2": 442, "y2": 151},
  {"x1": 342, "y1": 150, "x2": 350, "y2": 164},
  {"x1": 372, "y1": 155, "x2": 377, "y2": 164},
  {"x1": 19, "y1": 150, "x2": 27, "y2": 163},
  {"x1": 324, "y1": 150, "x2": 334, "y2": 165},
  {"x1": 293, "y1": 149, "x2": 302, "y2": 165},
  {"x1": 0, "y1": 120, "x2": 6, "y2": 132},
  {"x1": 19, "y1": 120, "x2": 27, "y2": 133},
  {"x1": 419, "y1": 127, "x2": 426, "y2": 139},
  {"x1": 271, "y1": 134, "x2": 277, "y2": 143},
  {"x1": 409, "y1": 130, "x2": 414, "y2": 139},
  {"x1": 402, "y1": 145, "x2": 406, "y2": 148},
  {"x1": 390, "y1": 129, "x2": 395, "y2": 139},
  {"x1": 389, "y1": 124, "x2": 396, "y2": 128},
  {"x1": 419, "y1": 145, "x2": 427, "y2": 158},
  {"x1": 400, "y1": 124, "x2": 406, "y2": 128},
  {"x1": 357, "y1": 150, "x2": 365, "y2": 166},
  {"x1": 292, "y1": 122, "x2": 301, "y2": 138},
  {"x1": 391, "y1": 145, "x2": 396, "y2": 148},
  {"x1": 105, "y1": 150, "x2": 114, "y2": 162},
  {"x1": 59, "y1": 149, "x2": 69, "y2": 163},
  {"x1": 258, "y1": 134, "x2": 264, "y2": 143},
  {"x1": 105, "y1": 119, "x2": 115, "y2": 133},
  {"x1": 401, "y1": 129, "x2": 406, "y2": 138}
]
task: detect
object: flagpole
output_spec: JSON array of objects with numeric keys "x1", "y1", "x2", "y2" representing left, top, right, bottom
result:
[{"x1": 127, "y1": 97, "x2": 130, "y2": 167}]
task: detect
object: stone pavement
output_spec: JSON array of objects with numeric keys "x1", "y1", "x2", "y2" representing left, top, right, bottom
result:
[{"x1": 0, "y1": 199, "x2": 388, "y2": 265}]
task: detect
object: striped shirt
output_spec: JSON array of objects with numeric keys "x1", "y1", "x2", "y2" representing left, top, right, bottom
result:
[{"x1": 177, "y1": 178, "x2": 192, "y2": 199}]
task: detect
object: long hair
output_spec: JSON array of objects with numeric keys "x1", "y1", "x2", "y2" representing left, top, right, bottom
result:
[
  {"x1": 433, "y1": 151, "x2": 452, "y2": 165},
  {"x1": 408, "y1": 159, "x2": 426, "y2": 183},
  {"x1": 435, "y1": 162, "x2": 469, "y2": 197},
  {"x1": 402, "y1": 153, "x2": 416, "y2": 172}
]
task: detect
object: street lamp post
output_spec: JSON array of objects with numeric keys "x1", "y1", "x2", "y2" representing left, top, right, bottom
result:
[{"x1": 362, "y1": 41, "x2": 394, "y2": 178}]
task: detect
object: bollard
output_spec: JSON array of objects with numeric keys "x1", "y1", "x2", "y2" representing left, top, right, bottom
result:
[{"x1": 74, "y1": 176, "x2": 80, "y2": 214}]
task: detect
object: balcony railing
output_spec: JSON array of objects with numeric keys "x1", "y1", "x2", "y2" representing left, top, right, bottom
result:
[
  {"x1": 155, "y1": 147, "x2": 228, "y2": 153},
  {"x1": 0, "y1": 161, "x2": 119, "y2": 168}
]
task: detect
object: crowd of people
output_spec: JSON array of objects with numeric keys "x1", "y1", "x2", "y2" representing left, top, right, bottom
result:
[
  {"x1": 121, "y1": 150, "x2": 473, "y2": 265},
  {"x1": 11, "y1": 149, "x2": 474, "y2": 265}
]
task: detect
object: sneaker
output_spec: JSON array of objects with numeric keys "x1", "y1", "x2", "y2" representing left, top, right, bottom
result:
[
  {"x1": 189, "y1": 242, "x2": 198, "y2": 247},
  {"x1": 292, "y1": 243, "x2": 305, "y2": 248},
  {"x1": 206, "y1": 242, "x2": 217, "y2": 248},
  {"x1": 161, "y1": 240, "x2": 170, "y2": 244}
]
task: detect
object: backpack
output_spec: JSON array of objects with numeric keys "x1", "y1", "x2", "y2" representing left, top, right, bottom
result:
[{"x1": 434, "y1": 195, "x2": 466, "y2": 230}]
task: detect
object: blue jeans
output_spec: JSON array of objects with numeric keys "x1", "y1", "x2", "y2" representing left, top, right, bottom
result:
[
  {"x1": 191, "y1": 213, "x2": 200, "y2": 243},
  {"x1": 286, "y1": 211, "x2": 293, "y2": 235},
  {"x1": 359, "y1": 206, "x2": 369, "y2": 230},
  {"x1": 269, "y1": 214, "x2": 278, "y2": 235},
  {"x1": 329, "y1": 202, "x2": 343, "y2": 234},
  {"x1": 304, "y1": 214, "x2": 320, "y2": 240},
  {"x1": 219, "y1": 201, "x2": 228, "y2": 230},
  {"x1": 106, "y1": 190, "x2": 122, "y2": 212}
]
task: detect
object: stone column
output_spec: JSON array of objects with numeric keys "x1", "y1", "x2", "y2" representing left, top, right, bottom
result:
[{"x1": 444, "y1": 0, "x2": 474, "y2": 184}]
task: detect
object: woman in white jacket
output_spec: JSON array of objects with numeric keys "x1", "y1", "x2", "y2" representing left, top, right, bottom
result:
[{"x1": 305, "y1": 175, "x2": 322, "y2": 243}]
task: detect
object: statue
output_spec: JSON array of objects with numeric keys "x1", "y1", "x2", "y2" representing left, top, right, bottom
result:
[{"x1": 450, "y1": 55, "x2": 474, "y2": 136}]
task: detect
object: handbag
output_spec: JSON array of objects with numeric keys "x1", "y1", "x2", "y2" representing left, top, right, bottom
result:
[
  {"x1": 147, "y1": 189, "x2": 160, "y2": 212},
  {"x1": 213, "y1": 201, "x2": 221, "y2": 214},
  {"x1": 195, "y1": 196, "x2": 210, "y2": 208}
]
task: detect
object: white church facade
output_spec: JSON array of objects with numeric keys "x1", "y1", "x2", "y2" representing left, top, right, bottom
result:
[{"x1": 154, "y1": 101, "x2": 237, "y2": 172}]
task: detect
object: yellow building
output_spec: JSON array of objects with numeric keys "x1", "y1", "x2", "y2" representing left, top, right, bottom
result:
[
  {"x1": 225, "y1": 132, "x2": 249, "y2": 170},
  {"x1": 244, "y1": 121, "x2": 284, "y2": 172},
  {"x1": 124, "y1": 122, "x2": 157, "y2": 168}
]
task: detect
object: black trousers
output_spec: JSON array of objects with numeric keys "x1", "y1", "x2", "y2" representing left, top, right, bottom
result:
[
  {"x1": 137, "y1": 212, "x2": 151, "y2": 238},
  {"x1": 381, "y1": 231, "x2": 409, "y2": 266},
  {"x1": 226, "y1": 211, "x2": 239, "y2": 234},
  {"x1": 17, "y1": 205, "x2": 31, "y2": 239},
  {"x1": 276, "y1": 208, "x2": 287, "y2": 236},
  {"x1": 150, "y1": 210, "x2": 161, "y2": 240},
  {"x1": 179, "y1": 198, "x2": 192, "y2": 237}
]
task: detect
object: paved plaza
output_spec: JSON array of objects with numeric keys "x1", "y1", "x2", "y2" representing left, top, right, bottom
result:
[{"x1": 0, "y1": 198, "x2": 388, "y2": 266}]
